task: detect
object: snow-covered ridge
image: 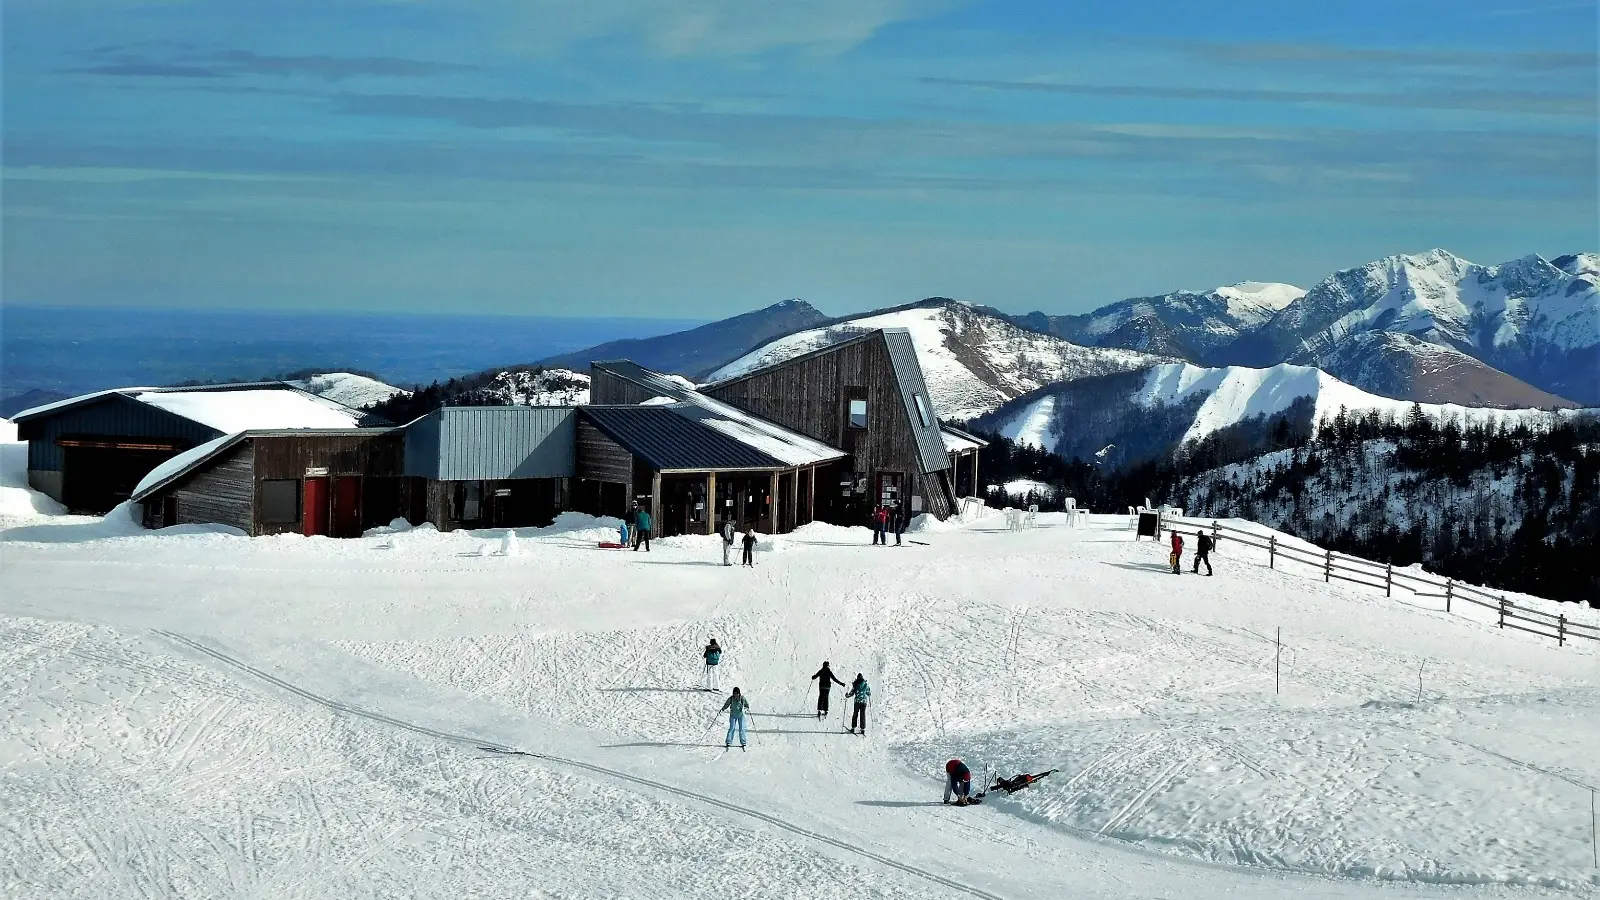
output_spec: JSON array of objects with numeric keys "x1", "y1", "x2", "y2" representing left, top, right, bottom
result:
[
  {"x1": 708, "y1": 302, "x2": 1165, "y2": 421},
  {"x1": 471, "y1": 369, "x2": 591, "y2": 406},
  {"x1": 291, "y1": 373, "x2": 408, "y2": 409}
]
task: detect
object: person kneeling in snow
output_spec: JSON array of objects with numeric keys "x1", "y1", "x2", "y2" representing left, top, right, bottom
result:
[
  {"x1": 990, "y1": 769, "x2": 1057, "y2": 794},
  {"x1": 944, "y1": 759, "x2": 973, "y2": 806}
]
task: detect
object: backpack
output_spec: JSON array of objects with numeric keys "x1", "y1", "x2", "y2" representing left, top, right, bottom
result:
[{"x1": 706, "y1": 646, "x2": 721, "y2": 665}]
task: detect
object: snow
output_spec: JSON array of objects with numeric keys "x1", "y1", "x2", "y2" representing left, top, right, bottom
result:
[
  {"x1": 707, "y1": 305, "x2": 1161, "y2": 421},
  {"x1": 4, "y1": 498, "x2": 1600, "y2": 897},
  {"x1": 291, "y1": 373, "x2": 408, "y2": 409},
  {"x1": 9, "y1": 387, "x2": 159, "y2": 421},
  {"x1": 0, "y1": 418, "x2": 67, "y2": 519},
  {"x1": 1212, "y1": 281, "x2": 1306, "y2": 323},
  {"x1": 133, "y1": 388, "x2": 367, "y2": 432},
  {"x1": 130, "y1": 433, "x2": 241, "y2": 500},
  {"x1": 987, "y1": 478, "x2": 1054, "y2": 499},
  {"x1": 940, "y1": 428, "x2": 984, "y2": 454},
  {"x1": 998, "y1": 394, "x2": 1057, "y2": 449},
  {"x1": 476, "y1": 369, "x2": 591, "y2": 406}
]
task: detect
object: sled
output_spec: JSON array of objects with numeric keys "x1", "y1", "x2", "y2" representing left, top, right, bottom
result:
[{"x1": 598, "y1": 541, "x2": 627, "y2": 549}]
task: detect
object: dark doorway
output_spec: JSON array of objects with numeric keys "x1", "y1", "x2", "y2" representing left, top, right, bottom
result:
[
  {"x1": 61, "y1": 444, "x2": 179, "y2": 514},
  {"x1": 303, "y1": 477, "x2": 330, "y2": 536},
  {"x1": 333, "y1": 477, "x2": 363, "y2": 537},
  {"x1": 363, "y1": 476, "x2": 403, "y2": 529},
  {"x1": 487, "y1": 480, "x2": 558, "y2": 528},
  {"x1": 661, "y1": 476, "x2": 708, "y2": 537}
]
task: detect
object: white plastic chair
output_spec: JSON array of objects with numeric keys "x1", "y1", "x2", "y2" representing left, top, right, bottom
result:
[{"x1": 1025, "y1": 504, "x2": 1038, "y2": 529}]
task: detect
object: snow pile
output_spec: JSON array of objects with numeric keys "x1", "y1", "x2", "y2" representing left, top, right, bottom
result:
[
  {"x1": 133, "y1": 389, "x2": 366, "y2": 432},
  {"x1": 0, "y1": 418, "x2": 68, "y2": 519},
  {"x1": 292, "y1": 373, "x2": 409, "y2": 408},
  {"x1": 708, "y1": 303, "x2": 1163, "y2": 421}
]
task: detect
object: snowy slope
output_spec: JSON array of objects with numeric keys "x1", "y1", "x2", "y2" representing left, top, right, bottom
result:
[
  {"x1": 291, "y1": 372, "x2": 409, "y2": 409},
  {"x1": 708, "y1": 301, "x2": 1165, "y2": 421},
  {"x1": 1039, "y1": 281, "x2": 1305, "y2": 362},
  {"x1": 3, "y1": 505, "x2": 1598, "y2": 897},
  {"x1": 469, "y1": 368, "x2": 591, "y2": 406}
]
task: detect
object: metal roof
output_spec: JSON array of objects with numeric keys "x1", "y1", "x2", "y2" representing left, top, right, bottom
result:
[
  {"x1": 10, "y1": 381, "x2": 390, "y2": 427},
  {"x1": 579, "y1": 406, "x2": 788, "y2": 473},
  {"x1": 941, "y1": 424, "x2": 989, "y2": 453},
  {"x1": 880, "y1": 329, "x2": 953, "y2": 474}
]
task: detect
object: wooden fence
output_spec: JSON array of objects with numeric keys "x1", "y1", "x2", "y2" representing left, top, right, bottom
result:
[{"x1": 1160, "y1": 517, "x2": 1598, "y2": 648}]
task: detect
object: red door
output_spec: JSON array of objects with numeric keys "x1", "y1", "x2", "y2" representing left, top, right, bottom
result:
[
  {"x1": 303, "y1": 477, "x2": 329, "y2": 536},
  {"x1": 332, "y1": 477, "x2": 362, "y2": 538}
]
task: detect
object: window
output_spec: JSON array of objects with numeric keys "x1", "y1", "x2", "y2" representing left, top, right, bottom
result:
[
  {"x1": 459, "y1": 482, "x2": 482, "y2": 521},
  {"x1": 848, "y1": 399, "x2": 868, "y2": 429},
  {"x1": 261, "y1": 480, "x2": 300, "y2": 524},
  {"x1": 913, "y1": 393, "x2": 931, "y2": 428}
]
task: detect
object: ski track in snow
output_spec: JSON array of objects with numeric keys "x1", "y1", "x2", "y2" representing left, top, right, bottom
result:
[{"x1": 3, "y1": 500, "x2": 1599, "y2": 897}]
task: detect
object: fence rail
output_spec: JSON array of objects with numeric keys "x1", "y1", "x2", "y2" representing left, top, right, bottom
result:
[{"x1": 1159, "y1": 516, "x2": 1596, "y2": 648}]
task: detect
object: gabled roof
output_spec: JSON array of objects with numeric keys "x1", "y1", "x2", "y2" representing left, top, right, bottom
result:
[
  {"x1": 12, "y1": 381, "x2": 388, "y2": 429},
  {"x1": 591, "y1": 361, "x2": 846, "y2": 468},
  {"x1": 579, "y1": 406, "x2": 787, "y2": 473},
  {"x1": 129, "y1": 427, "x2": 397, "y2": 503}
]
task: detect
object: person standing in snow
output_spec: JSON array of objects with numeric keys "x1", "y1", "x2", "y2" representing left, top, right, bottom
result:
[
  {"x1": 635, "y1": 507, "x2": 653, "y2": 551},
  {"x1": 810, "y1": 661, "x2": 846, "y2": 720},
  {"x1": 721, "y1": 518, "x2": 736, "y2": 566},
  {"x1": 618, "y1": 518, "x2": 630, "y2": 548},
  {"x1": 703, "y1": 638, "x2": 722, "y2": 690},
  {"x1": 1192, "y1": 530, "x2": 1213, "y2": 576},
  {"x1": 624, "y1": 504, "x2": 638, "y2": 548},
  {"x1": 722, "y1": 687, "x2": 750, "y2": 750},
  {"x1": 871, "y1": 505, "x2": 888, "y2": 545},
  {"x1": 1169, "y1": 529, "x2": 1183, "y2": 574},
  {"x1": 741, "y1": 526, "x2": 757, "y2": 567},
  {"x1": 893, "y1": 507, "x2": 905, "y2": 546},
  {"x1": 944, "y1": 759, "x2": 973, "y2": 806},
  {"x1": 846, "y1": 674, "x2": 871, "y2": 735}
]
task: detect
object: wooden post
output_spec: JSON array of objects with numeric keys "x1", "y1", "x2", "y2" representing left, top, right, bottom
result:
[
  {"x1": 1385, "y1": 563, "x2": 1392, "y2": 597},
  {"x1": 650, "y1": 471, "x2": 663, "y2": 538},
  {"x1": 1268, "y1": 534, "x2": 1276, "y2": 569},
  {"x1": 807, "y1": 465, "x2": 816, "y2": 525},
  {"x1": 1323, "y1": 549, "x2": 1331, "y2": 583},
  {"x1": 1498, "y1": 595, "x2": 1506, "y2": 629},
  {"x1": 705, "y1": 472, "x2": 717, "y2": 535},
  {"x1": 769, "y1": 471, "x2": 780, "y2": 534},
  {"x1": 1445, "y1": 579, "x2": 1453, "y2": 614},
  {"x1": 1559, "y1": 614, "x2": 1566, "y2": 648},
  {"x1": 789, "y1": 469, "x2": 799, "y2": 531},
  {"x1": 971, "y1": 451, "x2": 980, "y2": 501},
  {"x1": 1275, "y1": 627, "x2": 1281, "y2": 696}
]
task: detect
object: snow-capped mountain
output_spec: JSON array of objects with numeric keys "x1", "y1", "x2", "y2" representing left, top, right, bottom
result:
[
  {"x1": 290, "y1": 372, "x2": 409, "y2": 409},
  {"x1": 972, "y1": 360, "x2": 1582, "y2": 469},
  {"x1": 706, "y1": 299, "x2": 1167, "y2": 421},
  {"x1": 1014, "y1": 281, "x2": 1304, "y2": 362},
  {"x1": 469, "y1": 369, "x2": 590, "y2": 406},
  {"x1": 1310, "y1": 331, "x2": 1575, "y2": 409},
  {"x1": 1228, "y1": 250, "x2": 1598, "y2": 405}
]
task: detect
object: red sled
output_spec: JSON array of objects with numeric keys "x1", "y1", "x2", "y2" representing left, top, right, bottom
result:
[{"x1": 598, "y1": 541, "x2": 626, "y2": 549}]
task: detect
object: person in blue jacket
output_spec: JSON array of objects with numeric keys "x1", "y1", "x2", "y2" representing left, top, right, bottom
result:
[
  {"x1": 722, "y1": 687, "x2": 750, "y2": 750},
  {"x1": 703, "y1": 639, "x2": 722, "y2": 690},
  {"x1": 846, "y1": 674, "x2": 871, "y2": 735}
]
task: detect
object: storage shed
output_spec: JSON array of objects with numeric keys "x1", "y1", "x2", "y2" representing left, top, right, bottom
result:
[
  {"x1": 12, "y1": 382, "x2": 382, "y2": 513},
  {"x1": 131, "y1": 428, "x2": 405, "y2": 536}
]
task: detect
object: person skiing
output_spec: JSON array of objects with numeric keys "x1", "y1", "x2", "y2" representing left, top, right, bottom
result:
[
  {"x1": 872, "y1": 506, "x2": 888, "y2": 545},
  {"x1": 846, "y1": 674, "x2": 871, "y2": 735},
  {"x1": 635, "y1": 506, "x2": 653, "y2": 551},
  {"x1": 1192, "y1": 530, "x2": 1213, "y2": 576},
  {"x1": 721, "y1": 518, "x2": 736, "y2": 566},
  {"x1": 810, "y1": 661, "x2": 846, "y2": 720},
  {"x1": 990, "y1": 769, "x2": 1058, "y2": 794},
  {"x1": 703, "y1": 638, "x2": 722, "y2": 690},
  {"x1": 722, "y1": 686, "x2": 749, "y2": 750},
  {"x1": 741, "y1": 526, "x2": 757, "y2": 567},
  {"x1": 1169, "y1": 529, "x2": 1183, "y2": 574},
  {"x1": 944, "y1": 759, "x2": 973, "y2": 806}
]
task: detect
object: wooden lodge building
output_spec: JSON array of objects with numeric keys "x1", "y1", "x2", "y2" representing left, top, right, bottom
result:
[{"x1": 21, "y1": 328, "x2": 986, "y2": 538}]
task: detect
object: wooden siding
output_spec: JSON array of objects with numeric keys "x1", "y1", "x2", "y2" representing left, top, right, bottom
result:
[
  {"x1": 18, "y1": 394, "x2": 219, "y2": 478},
  {"x1": 576, "y1": 419, "x2": 633, "y2": 483},
  {"x1": 590, "y1": 368, "x2": 661, "y2": 405},
  {"x1": 703, "y1": 333, "x2": 953, "y2": 519},
  {"x1": 147, "y1": 441, "x2": 255, "y2": 533},
  {"x1": 253, "y1": 432, "x2": 404, "y2": 480}
]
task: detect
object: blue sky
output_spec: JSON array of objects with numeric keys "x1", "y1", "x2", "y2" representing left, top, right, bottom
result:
[{"x1": 4, "y1": 0, "x2": 1596, "y2": 318}]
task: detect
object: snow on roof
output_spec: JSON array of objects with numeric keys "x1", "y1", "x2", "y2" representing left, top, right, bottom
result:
[
  {"x1": 291, "y1": 373, "x2": 408, "y2": 409},
  {"x1": 941, "y1": 426, "x2": 985, "y2": 454},
  {"x1": 133, "y1": 388, "x2": 366, "y2": 433},
  {"x1": 10, "y1": 387, "x2": 161, "y2": 421},
  {"x1": 130, "y1": 433, "x2": 245, "y2": 501}
]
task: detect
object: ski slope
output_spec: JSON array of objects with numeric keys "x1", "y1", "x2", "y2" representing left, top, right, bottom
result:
[{"x1": 3, "y1": 448, "x2": 1599, "y2": 897}]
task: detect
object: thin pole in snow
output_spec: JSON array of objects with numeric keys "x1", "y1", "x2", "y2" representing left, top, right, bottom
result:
[
  {"x1": 1592, "y1": 789, "x2": 1597, "y2": 868},
  {"x1": 1275, "y1": 627, "x2": 1281, "y2": 696},
  {"x1": 1414, "y1": 660, "x2": 1426, "y2": 706}
]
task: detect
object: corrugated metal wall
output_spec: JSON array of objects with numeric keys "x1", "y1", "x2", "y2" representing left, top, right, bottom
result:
[
  {"x1": 19, "y1": 395, "x2": 222, "y2": 472},
  {"x1": 431, "y1": 407, "x2": 577, "y2": 481},
  {"x1": 402, "y1": 411, "x2": 444, "y2": 478}
]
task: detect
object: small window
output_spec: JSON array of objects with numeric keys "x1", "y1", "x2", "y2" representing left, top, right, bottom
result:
[
  {"x1": 459, "y1": 482, "x2": 482, "y2": 521},
  {"x1": 913, "y1": 393, "x2": 931, "y2": 428},
  {"x1": 848, "y1": 399, "x2": 868, "y2": 429},
  {"x1": 262, "y1": 480, "x2": 300, "y2": 524}
]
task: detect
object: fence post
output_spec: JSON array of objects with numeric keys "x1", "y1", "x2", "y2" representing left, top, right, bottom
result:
[
  {"x1": 1275, "y1": 626, "x2": 1281, "y2": 696},
  {"x1": 1211, "y1": 519, "x2": 1219, "y2": 540},
  {"x1": 1323, "y1": 549, "x2": 1331, "y2": 583},
  {"x1": 1268, "y1": 535, "x2": 1276, "y2": 569},
  {"x1": 1445, "y1": 579, "x2": 1452, "y2": 614},
  {"x1": 1385, "y1": 563, "x2": 1392, "y2": 598},
  {"x1": 1498, "y1": 596, "x2": 1506, "y2": 629},
  {"x1": 1559, "y1": 614, "x2": 1566, "y2": 648}
]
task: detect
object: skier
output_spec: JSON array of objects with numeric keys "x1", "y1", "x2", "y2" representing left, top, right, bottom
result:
[
  {"x1": 1169, "y1": 529, "x2": 1183, "y2": 574},
  {"x1": 989, "y1": 769, "x2": 1058, "y2": 794},
  {"x1": 872, "y1": 505, "x2": 888, "y2": 545},
  {"x1": 703, "y1": 638, "x2": 722, "y2": 690},
  {"x1": 722, "y1": 686, "x2": 749, "y2": 750},
  {"x1": 635, "y1": 506, "x2": 653, "y2": 552},
  {"x1": 1192, "y1": 530, "x2": 1213, "y2": 576},
  {"x1": 846, "y1": 674, "x2": 871, "y2": 735},
  {"x1": 741, "y1": 526, "x2": 757, "y2": 567},
  {"x1": 810, "y1": 661, "x2": 846, "y2": 720},
  {"x1": 944, "y1": 758, "x2": 974, "y2": 806},
  {"x1": 721, "y1": 518, "x2": 736, "y2": 566}
]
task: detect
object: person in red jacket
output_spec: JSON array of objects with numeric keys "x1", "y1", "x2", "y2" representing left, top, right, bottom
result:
[
  {"x1": 871, "y1": 505, "x2": 889, "y2": 546},
  {"x1": 944, "y1": 759, "x2": 974, "y2": 805},
  {"x1": 1169, "y1": 529, "x2": 1184, "y2": 574}
]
